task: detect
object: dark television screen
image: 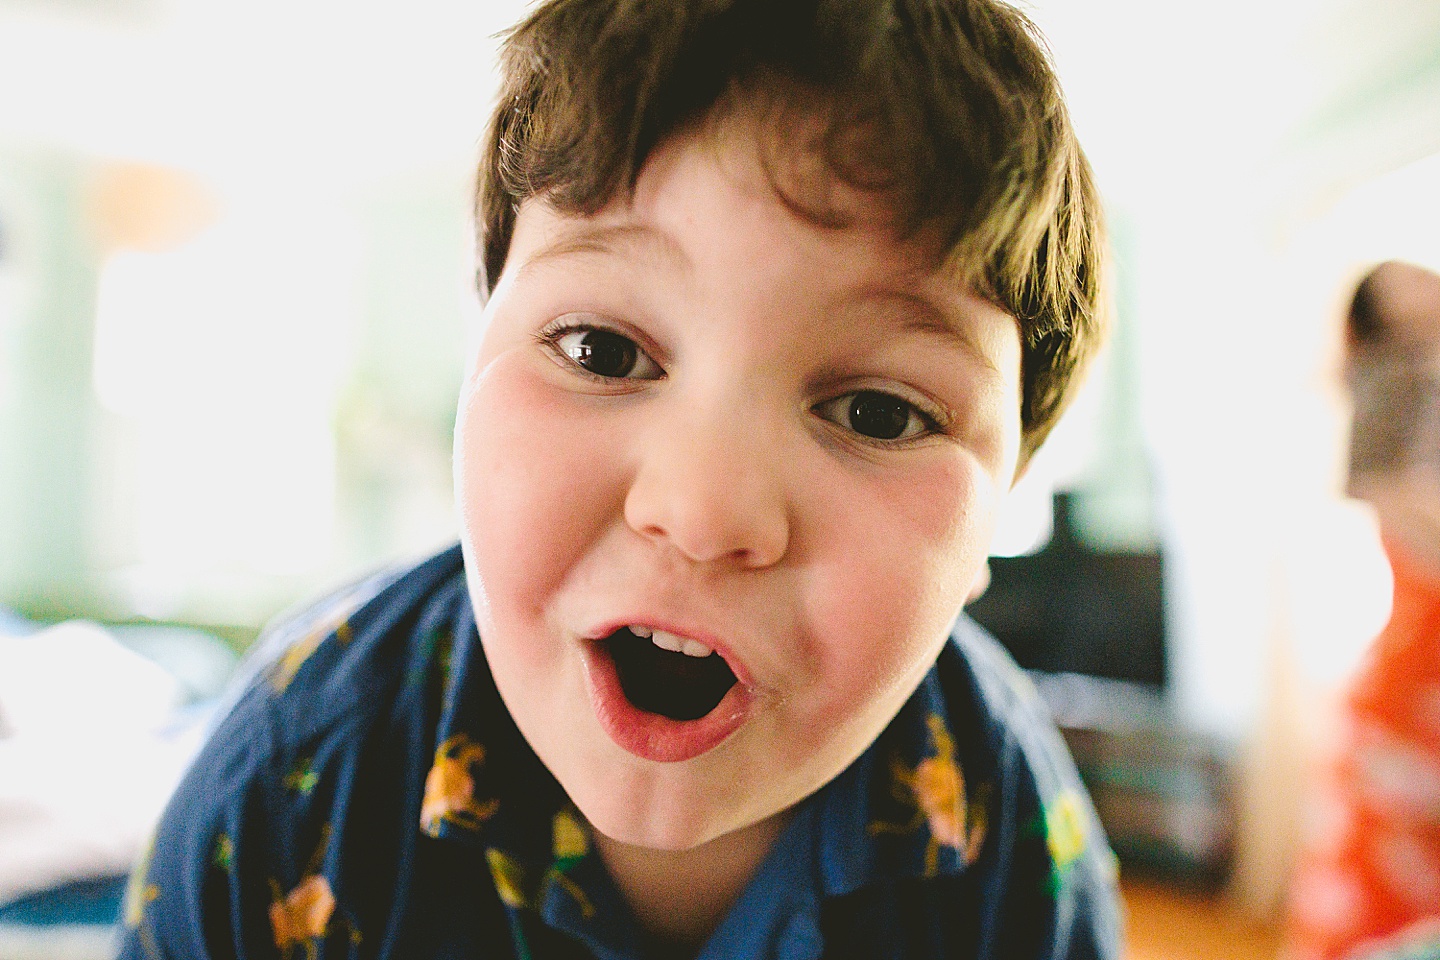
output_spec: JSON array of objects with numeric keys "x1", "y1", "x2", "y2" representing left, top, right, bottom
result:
[{"x1": 964, "y1": 492, "x2": 1167, "y2": 689}]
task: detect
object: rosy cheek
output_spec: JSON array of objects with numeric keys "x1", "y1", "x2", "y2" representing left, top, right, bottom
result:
[
  {"x1": 457, "y1": 356, "x2": 619, "y2": 633},
  {"x1": 806, "y1": 455, "x2": 992, "y2": 707}
]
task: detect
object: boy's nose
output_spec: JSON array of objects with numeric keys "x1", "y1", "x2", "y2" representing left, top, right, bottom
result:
[{"x1": 623, "y1": 409, "x2": 791, "y2": 569}]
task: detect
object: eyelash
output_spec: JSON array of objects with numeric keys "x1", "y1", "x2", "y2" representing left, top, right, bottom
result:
[
  {"x1": 815, "y1": 390, "x2": 947, "y2": 445},
  {"x1": 537, "y1": 319, "x2": 665, "y2": 383},
  {"x1": 538, "y1": 319, "x2": 948, "y2": 444}
]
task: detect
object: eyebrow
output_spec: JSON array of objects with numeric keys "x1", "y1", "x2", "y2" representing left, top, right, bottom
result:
[
  {"x1": 515, "y1": 221, "x2": 691, "y2": 281},
  {"x1": 870, "y1": 289, "x2": 1003, "y2": 375}
]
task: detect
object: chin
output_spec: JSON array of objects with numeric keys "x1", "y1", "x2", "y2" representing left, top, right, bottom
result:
[
  {"x1": 594, "y1": 819, "x2": 714, "y2": 852},
  {"x1": 574, "y1": 782, "x2": 743, "y2": 851}
]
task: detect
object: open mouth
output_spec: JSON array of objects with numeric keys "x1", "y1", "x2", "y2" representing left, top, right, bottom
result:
[{"x1": 607, "y1": 626, "x2": 738, "y2": 722}]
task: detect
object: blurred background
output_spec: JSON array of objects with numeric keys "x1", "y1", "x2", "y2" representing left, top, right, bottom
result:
[{"x1": 1, "y1": 0, "x2": 1438, "y2": 956}]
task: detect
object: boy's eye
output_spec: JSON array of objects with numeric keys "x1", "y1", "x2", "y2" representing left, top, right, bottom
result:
[
  {"x1": 816, "y1": 390, "x2": 934, "y2": 442},
  {"x1": 552, "y1": 327, "x2": 664, "y2": 381}
]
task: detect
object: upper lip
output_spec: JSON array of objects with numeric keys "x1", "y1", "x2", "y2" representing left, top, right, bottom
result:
[{"x1": 582, "y1": 617, "x2": 754, "y2": 688}]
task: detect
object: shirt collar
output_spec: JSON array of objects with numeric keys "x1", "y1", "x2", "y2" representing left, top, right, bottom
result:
[{"x1": 420, "y1": 621, "x2": 986, "y2": 960}]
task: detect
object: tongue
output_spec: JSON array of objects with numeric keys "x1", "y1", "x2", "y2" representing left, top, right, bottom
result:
[{"x1": 609, "y1": 629, "x2": 737, "y2": 722}]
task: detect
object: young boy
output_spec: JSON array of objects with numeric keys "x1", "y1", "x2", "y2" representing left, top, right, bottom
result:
[{"x1": 119, "y1": 0, "x2": 1120, "y2": 957}]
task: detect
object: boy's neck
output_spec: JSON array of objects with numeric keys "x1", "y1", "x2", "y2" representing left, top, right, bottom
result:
[
  {"x1": 1362, "y1": 479, "x2": 1440, "y2": 579},
  {"x1": 591, "y1": 809, "x2": 795, "y2": 957}
]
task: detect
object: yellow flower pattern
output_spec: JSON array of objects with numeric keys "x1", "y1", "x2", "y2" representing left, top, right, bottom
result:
[
  {"x1": 482, "y1": 809, "x2": 596, "y2": 918},
  {"x1": 486, "y1": 848, "x2": 530, "y2": 909},
  {"x1": 268, "y1": 874, "x2": 336, "y2": 960},
  {"x1": 266, "y1": 824, "x2": 359, "y2": 959},
  {"x1": 543, "y1": 808, "x2": 595, "y2": 918},
  {"x1": 420, "y1": 734, "x2": 500, "y2": 835},
  {"x1": 284, "y1": 758, "x2": 320, "y2": 796},
  {"x1": 213, "y1": 833, "x2": 236, "y2": 874},
  {"x1": 1044, "y1": 790, "x2": 1088, "y2": 874},
  {"x1": 269, "y1": 603, "x2": 357, "y2": 694},
  {"x1": 551, "y1": 807, "x2": 588, "y2": 862},
  {"x1": 122, "y1": 836, "x2": 159, "y2": 930},
  {"x1": 869, "y1": 713, "x2": 987, "y2": 875}
]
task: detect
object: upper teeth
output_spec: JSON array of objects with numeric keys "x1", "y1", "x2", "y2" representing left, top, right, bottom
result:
[{"x1": 629, "y1": 625, "x2": 713, "y2": 658}]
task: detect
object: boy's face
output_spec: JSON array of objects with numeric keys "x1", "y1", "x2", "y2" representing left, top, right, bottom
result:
[{"x1": 455, "y1": 111, "x2": 1022, "y2": 851}]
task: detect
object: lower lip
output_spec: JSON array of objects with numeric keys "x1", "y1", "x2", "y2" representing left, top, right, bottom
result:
[{"x1": 579, "y1": 639, "x2": 752, "y2": 763}]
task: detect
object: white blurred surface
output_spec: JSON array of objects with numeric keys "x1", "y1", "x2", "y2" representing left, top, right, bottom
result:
[{"x1": 0, "y1": 622, "x2": 207, "y2": 906}]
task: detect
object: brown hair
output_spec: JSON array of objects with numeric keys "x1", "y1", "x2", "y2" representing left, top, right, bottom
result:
[
  {"x1": 1348, "y1": 262, "x2": 1399, "y2": 347},
  {"x1": 477, "y1": 0, "x2": 1107, "y2": 463},
  {"x1": 1344, "y1": 261, "x2": 1440, "y2": 479}
]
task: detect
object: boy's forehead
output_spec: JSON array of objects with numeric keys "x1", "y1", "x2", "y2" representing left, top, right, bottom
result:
[{"x1": 518, "y1": 110, "x2": 941, "y2": 286}]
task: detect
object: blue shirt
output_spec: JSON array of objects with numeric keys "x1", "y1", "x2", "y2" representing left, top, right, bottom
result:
[{"x1": 117, "y1": 545, "x2": 1123, "y2": 959}]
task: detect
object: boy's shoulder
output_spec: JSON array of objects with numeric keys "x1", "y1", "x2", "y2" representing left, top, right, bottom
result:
[
  {"x1": 120, "y1": 546, "x2": 499, "y2": 960},
  {"x1": 175, "y1": 544, "x2": 473, "y2": 818},
  {"x1": 230, "y1": 545, "x2": 469, "y2": 725}
]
